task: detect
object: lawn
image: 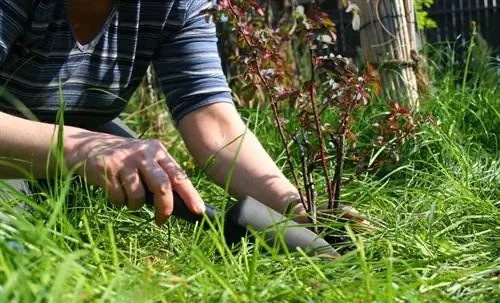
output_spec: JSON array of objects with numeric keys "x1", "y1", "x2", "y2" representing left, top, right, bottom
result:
[{"x1": 0, "y1": 53, "x2": 498, "y2": 302}]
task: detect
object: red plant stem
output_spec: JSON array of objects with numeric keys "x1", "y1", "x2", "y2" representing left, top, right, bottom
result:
[
  {"x1": 308, "y1": 48, "x2": 335, "y2": 210},
  {"x1": 296, "y1": 131, "x2": 316, "y2": 227},
  {"x1": 331, "y1": 78, "x2": 368, "y2": 208},
  {"x1": 332, "y1": 126, "x2": 345, "y2": 208},
  {"x1": 226, "y1": 1, "x2": 307, "y2": 210}
]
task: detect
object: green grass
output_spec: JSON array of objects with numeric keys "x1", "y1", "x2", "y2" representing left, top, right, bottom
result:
[{"x1": 1, "y1": 55, "x2": 499, "y2": 302}]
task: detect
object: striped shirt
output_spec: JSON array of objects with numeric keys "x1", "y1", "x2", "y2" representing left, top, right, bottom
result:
[{"x1": 0, "y1": 0, "x2": 233, "y2": 126}]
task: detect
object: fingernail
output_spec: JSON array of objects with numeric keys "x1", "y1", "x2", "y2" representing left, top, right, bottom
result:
[{"x1": 198, "y1": 201, "x2": 206, "y2": 214}]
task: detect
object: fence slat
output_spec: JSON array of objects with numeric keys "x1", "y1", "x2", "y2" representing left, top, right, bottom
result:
[{"x1": 315, "y1": 1, "x2": 498, "y2": 58}]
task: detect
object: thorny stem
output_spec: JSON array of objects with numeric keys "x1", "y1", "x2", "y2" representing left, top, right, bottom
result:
[
  {"x1": 295, "y1": 131, "x2": 317, "y2": 231},
  {"x1": 306, "y1": 165, "x2": 318, "y2": 233},
  {"x1": 332, "y1": 109, "x2": 351, "y2": 209},
  {"x1": 296, "y1": 132, "x2": 310, "y2": 213},
  {"x1": 331, "y1": 74, "x2": 371, "y2": 208},
  {"x1": 308, "y1": 48, "x2": 335, "y2": 211},
  {"x1": 304, "y1": 132, "x2": 316, "y2": 227},
  {"x1": 332, "y1": 133, "x2": 344, "y2": 208},
  {"x1": 226, "y1": 1, "x2": 307, "y2": 211}
]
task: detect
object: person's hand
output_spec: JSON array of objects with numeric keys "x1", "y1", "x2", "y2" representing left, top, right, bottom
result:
[
  {"x1": 64, "y1": 130, "x2": 205, "y2": 224},
  {"x1": 290, "y1": 201, "x2": 372, "y2": 229}
]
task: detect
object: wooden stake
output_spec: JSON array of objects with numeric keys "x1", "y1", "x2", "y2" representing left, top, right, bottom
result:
[{"x1": 355, "y1": 0, "x2": 421, "y2": 109}]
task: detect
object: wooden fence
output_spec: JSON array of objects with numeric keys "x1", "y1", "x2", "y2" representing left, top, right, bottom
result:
[
  {"x1": 216, "y1": 1, "x2": 498, "y2": 77},
  {"x1": 323, "y1": 0, "x2": 499, "y2": 58},
  {"x1": 425, "y1": 0, "x2": 499, "y2": 50}
]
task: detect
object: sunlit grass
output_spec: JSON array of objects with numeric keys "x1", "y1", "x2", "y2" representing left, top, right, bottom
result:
[{"x1": 0, "y1": 49, "x2": 499, "y2": 302}]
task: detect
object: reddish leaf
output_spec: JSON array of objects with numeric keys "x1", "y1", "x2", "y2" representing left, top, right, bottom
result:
[{"x1": 255, "y1": 5, "x2": 264, "y2": 16}]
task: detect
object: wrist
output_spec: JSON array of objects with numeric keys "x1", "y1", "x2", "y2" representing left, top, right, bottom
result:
[{"x1": 61, "y1": 126, "x2": 95, "y2": 171}]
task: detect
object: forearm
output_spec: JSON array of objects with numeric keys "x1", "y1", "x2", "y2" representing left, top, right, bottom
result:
[
  {"x1": 0, "y1": 112, "x2": 81, "y2": 178},
  {"x1": 179, "y1": 103, "x2": 299, "y2": 213}
]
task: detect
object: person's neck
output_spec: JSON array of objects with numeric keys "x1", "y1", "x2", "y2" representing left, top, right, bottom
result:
[{"x1": 67, "y1": 0, "x2": 116, "y2": 44}]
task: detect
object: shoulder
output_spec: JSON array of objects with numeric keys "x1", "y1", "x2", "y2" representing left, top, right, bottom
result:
[
  {"x1": 185, "y1": 0, "x2": 215, "y2": 16},
  {"x1": 1, "y1": 1, "x2": 35, "y2": 20},
  {"x1": 1, "y1": 0, "x2": 57, "y2": 28},
  {"x1": 165, "y1": 0, "x2": 214, "y2": 25},
  {"x1": 0, "y1": 1, "x2": 43, "y2": 42}
]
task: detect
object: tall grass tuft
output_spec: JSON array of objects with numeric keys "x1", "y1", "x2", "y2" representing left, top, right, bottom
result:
[{"x1": 0, "y1": 43, "x2": 499, "y2": 301}]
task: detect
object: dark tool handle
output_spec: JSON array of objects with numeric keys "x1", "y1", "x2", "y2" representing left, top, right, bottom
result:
[
  {"x1": 145, "y1": 189, "x2": 220, "y2": 223},
  {"x1": 144, "y1": 189, "x2": 339, "y2": 257},
  {"x1": 227, "y1": 196, "x2": 340, "y2": 257},
  {"x1": 144, "y1": 189, "x2": 248, "y2": 244}
]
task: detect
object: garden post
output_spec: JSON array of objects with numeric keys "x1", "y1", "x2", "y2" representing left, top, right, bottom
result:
[{"x1": 355, "y1": 0, "x2": 421, "y2": 109}]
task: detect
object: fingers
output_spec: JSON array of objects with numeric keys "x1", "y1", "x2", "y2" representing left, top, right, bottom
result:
[
  {"x1": 139, "y1": 159, "x2": 173, "y2": 225},
  {"x1": 158, "y1": 153, "x2": 205, "y2": 215},
  {"x1": 106, "y1": 176, "x2": 127, "y2": 206},
  {"x1": 88, "y1": 159, "x2": 126, "y2": 206},
  {"x1": 82, "y1": 154, "x2": 127, "y2": 207},
  {"x1": 79, "y1": 135, "x2": 203, "y2": 225},
  {"x1": 119, "y1": 168, "x2": 145, "y2": 211}
]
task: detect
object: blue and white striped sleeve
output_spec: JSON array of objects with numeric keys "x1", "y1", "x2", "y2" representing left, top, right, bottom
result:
[
  {"x1": 0, "y1": 1, "x2": 31, "y2": 65},
  {"x1": 153, "y1": 0, "x2": 234, "y2": 124}
]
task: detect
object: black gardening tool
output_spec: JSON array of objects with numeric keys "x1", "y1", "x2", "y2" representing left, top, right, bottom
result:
[{"x1": 145, "y1": 190, "x2": 340, "y2": 257}]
